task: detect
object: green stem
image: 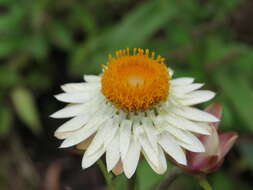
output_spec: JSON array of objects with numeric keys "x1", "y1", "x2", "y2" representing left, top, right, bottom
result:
[
  {"x1": 197, "y1": 175, "x2": 213, "y2": 190},
  {"x1": 128, "y1": 173, "x2": 137, "y2": 190},
  {"x1": 97, "y1": 159, "x2": 114, "y2": 190},
  {"x1": 156, "y1": 167, "x2": 182, "y2": 190}
]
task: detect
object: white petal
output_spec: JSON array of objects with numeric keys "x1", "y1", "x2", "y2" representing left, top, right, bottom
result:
[
  {"x1": 163, "y1": 124, "x2": 198, "y2": 145},
  {"x1": 163, "y1": 124, "x2": 205, "y2": 153},
  {"x1": 164, "y1": 113, "x2": 210, "y2": 135},
  {"x1": 55, "y1": 130, "x2": 76, "y2": 140},
  {"x1": 196, "y1": 122, "x2": 212, "y2": 134},
  {"x1": 84, "y1": 75, "x2": 100, "y2": 82},
  {"x1": 172, "y1": 127, "x2": 204, "y2": 152},
  {"x1": 172, "y1": 132, "x2": 205, "y2": 152},
  {"x1": 119, "y1": 120, "x2": 132, "y2": 159},
  {"x1": 50, "y1": 104, "x2": 86, "y2": 118},
  {"x1": 54, "y1": 96, "x2": 106, "y2": 126},
  {"x1": 134, "y1": 124, "x2": 159, "y2": 168},
  {"x1": 85, "y1": 125, "x2": 108, "y2": 155},
  {"x1": 59, "y1": 127, "x2": 97, "y2": 148},
  {"x1": 55, "y1": 115, "x2": 89, "y2": 134},
  {"x1": 180, "y1": 90, "x2": 215, "y2": 106},
  {"x1": 142, "y1": 148, "x2": 165, "y2": 175},
  {"x1": 103, "y1": 116, "x2": 120, "y2": 147},
  {"x1": 54, "y1": 99, "x2": 107, "y2": 134},
  {"x1": 158, "y1": 133, "x2": 186, "y2": 165},
  {"x1": 172, "y1": 83, "x2": 204, "y2": 94},
  {"x1": 177, "y1": 140, "x2": 204, "y2": 152},
  {"x1": 61, "y1": 83, "x2": 86, "y2": 92},
  {"x1": 123, "y1": 136, "x2": 141, "y2": 178},
  {"x1": 170, "y1": 83, "x2": 204, "y2": 97},
  {"x1": 106, "y1": 131, "x2": 120, "y2": 172},
  {"x1": 54, "y1": 92, "x2": 93, "y2": 103},
  {"x1": 82, "y1": 147, "x2": 105, "y2": 169},
  {"x1": 168, "y1": 67, "x2": 174, "y2": 76},
  {"x1": 142, "y1": 118, "x2": 159, "y2": 153},
  {"x1": 100, "y1": 119, "x2": 114, "y2": 142},
  {"x1": 171, "y1": 106, "x2": 219, "y2": 122},
  {"x1": 170, "y1": 78, "x2": 194, "y2": 86},
  {"x1": 61, "y1": 82, "x2": 100, "y2": 93},
  {"x1": 157, "y1": 146, "x2": 167, "y2": 173},
  {"x1": 59, "y1": 116, "x2": 106, "y2": 148},
  {"x1": 204, "y1": 127, "x2": 219, "y2": 155}
]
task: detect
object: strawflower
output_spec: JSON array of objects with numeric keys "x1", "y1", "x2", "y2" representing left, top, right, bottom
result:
[{"x1": 51, "y1": 48, "x2": 218, "y2": 178}]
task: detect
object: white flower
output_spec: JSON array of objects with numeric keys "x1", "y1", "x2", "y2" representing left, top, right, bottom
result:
[{"x1": 51, "y1": 48, "x2": 218, "y2": 178}]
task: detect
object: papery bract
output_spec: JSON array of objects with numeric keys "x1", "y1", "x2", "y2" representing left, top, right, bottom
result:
[{"x1": 180, "y1": 102, "x2": 238, "y2": 174}]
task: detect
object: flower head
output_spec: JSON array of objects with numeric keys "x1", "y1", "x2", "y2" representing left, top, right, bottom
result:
[
  {"x1": 101, "y1": 48, "x2": 169, "y2": 111},
  {"x1": 179, "y1": 102, "x2": 238, "y2": 174},
  {"x1": 51, "y1": 48, "x2": 218, "y2": 178}
]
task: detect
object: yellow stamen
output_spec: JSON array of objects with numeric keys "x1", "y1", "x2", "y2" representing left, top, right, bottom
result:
[{"x1": 101, "y1": 48, "x2": 170, "y2": 112}]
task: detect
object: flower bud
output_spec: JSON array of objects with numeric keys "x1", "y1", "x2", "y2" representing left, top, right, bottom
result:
[{"x1": 179, "y1": 102, "x2": 238, "y2": 174}]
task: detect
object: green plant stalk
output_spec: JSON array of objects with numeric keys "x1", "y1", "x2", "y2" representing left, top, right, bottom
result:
[
  {"x1": 128, "y1": 173, "x2": 137, "y2": 190},
  {"x1": 156, "y1": 167, "x2": 181, "y2": 190},
  {"x1": 197, "y1": 175, "x2": 213, "y2": 190},
  {"x1": 97, "y1": 159, "x2": 114, "y2": 190}
]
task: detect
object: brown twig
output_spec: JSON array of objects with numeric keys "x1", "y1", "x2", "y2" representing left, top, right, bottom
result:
[{"x1": 44, "y1": 161, "x2": 62, "y2": 190}]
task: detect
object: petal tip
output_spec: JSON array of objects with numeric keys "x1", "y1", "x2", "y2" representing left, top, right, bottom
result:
[
  {"x1": 177, "y1": 158, "x2": 187, "y2": 166},
  {"x1": 59, "y1": 143, "x2": 66, "y2": 148},
  {"x1": 50, "y1": 112, "x2": 58, "y2": 118},
  {"x1": 54, "y1": 94, "x2": 62, "y2": 101},
  {"x1": 205, "y1": 102, "x2": 223, "y2": 119}
]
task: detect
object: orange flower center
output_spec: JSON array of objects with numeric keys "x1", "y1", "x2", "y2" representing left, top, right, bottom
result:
[{"x1": 101, "y1": 48, "x2": 170, "y2": 112}]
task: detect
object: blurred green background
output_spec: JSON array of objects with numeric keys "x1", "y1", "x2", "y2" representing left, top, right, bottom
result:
[{"x1": 0, "y1": 0, "x2": 253, "y2": 189}]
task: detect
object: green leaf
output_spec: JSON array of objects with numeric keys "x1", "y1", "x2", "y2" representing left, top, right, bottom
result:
[
  {"x1": 210, "y1": 171, "x2": 234, "y2": 190},
  {"x1": 69, "y1": 5, "x2": 97, "y2": 34},
  {"x1": 0, "y1": 105, "x2": 12, "y2": 136},
  {"x1": 231, "y1": 52, "x2": 253, "y2": 81},
  {"x1": 215, "y1": 73, "x2": 253, "y2": 131},
  {"x1": 219, "y1": 101, "x2": 234, "y2": 130},
  {"x1": 70, "y1": 0, "x2": 180, "y2": 74},
  {"x1": 213, "y1": 0, "x2": 240, "y2": 20},
  {"x1": 239, "y1": 142, "x2": 253, "y2": 171},
  {"x1": 0, "y1": 4, "x2": 25, "y2": 34},
  {"x1": 137, "y1": 160, "x2": 169, "y2": 190},
  {"x1": 0, "y1": 65, "x2": 20, "y2": 88},
  {"x1": 24, "y1": 71, "x2": 51, "y2": 90},
  {"x1": 11, "y1": 86, "x2": 42, "y2": 135},
  {"x1": 166, "y1": 24, "x2": 192, "y2": 49},
  {"x1": 114, "y1": 174, "x2": 127, "y2": 190},
  {"x1": 0, "y1": 39, "x2": 20, "y2": 58},
  {"x1": 49, "y1": 21, "x2": 74, "y2": 50},
  {"x1": 25, "y1": 33, "x2": 49, "y2": 60},
  {"x1": 205, "y1": 36, "x2": 245, "y2": 65}
]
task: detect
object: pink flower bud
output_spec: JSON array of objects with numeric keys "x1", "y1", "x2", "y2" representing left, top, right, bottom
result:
[{"x1": 179, "y1": 102, "x2": 238, "y2": 174}]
